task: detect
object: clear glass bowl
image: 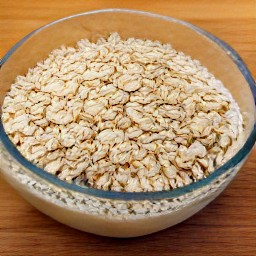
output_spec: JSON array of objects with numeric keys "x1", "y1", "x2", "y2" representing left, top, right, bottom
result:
[{"x1": 0, "y1": 9, "x2": 255, "y2": 238}]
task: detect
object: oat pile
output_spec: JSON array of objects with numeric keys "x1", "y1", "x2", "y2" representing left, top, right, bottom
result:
[{"x1": 2, "y1": 33, "x2": 243, "y2": 192}]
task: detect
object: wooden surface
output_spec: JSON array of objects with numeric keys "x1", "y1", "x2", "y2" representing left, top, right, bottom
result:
[{"x1": 0, "y1": 0, "x2": 255, "y2": 255}]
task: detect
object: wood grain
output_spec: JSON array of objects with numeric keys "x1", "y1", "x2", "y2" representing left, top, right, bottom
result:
[{"x1": 0, "y1": 0, "x2": 255, "y2": 255}]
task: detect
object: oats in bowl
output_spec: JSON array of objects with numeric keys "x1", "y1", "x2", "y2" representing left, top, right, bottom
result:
[
  {"x1": 2, "y1": 32, "x2": 243, "y2": 192},
  {"x1": 1, "y1": 10, "x2": 255, "y2": 238}
]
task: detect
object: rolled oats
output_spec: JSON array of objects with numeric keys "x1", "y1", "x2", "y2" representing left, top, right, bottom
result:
[{"x1": 2, "y1": 33, "x2": 243, "y2": 192}]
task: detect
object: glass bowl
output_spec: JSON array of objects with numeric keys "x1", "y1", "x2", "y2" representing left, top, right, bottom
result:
[{"x1": 0, "y1": 9, "x2": 255, "y2": 238}]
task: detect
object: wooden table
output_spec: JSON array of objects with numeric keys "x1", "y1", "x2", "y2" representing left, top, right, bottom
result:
[{"x1": 0, "y1": 1, "x2": 255, "y2": 255}]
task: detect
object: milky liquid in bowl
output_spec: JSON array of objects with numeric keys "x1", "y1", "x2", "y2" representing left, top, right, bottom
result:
[{"x1": 0, "y1": 9, "x2": 255, "y2": 237}]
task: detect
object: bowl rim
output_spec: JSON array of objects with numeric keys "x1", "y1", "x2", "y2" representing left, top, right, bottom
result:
[{"x1": 0, "y1": 8, "x2": 255, "y2": 201}]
